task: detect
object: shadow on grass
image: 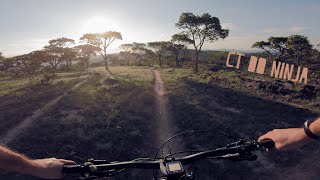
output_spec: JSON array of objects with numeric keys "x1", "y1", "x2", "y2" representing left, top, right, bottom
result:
[
  {"x1": 0, "y1": 75, "x2": 158, "y2": 180},
  {"x1": 168, "y1": 78, "x2": 320, "y2": 180},
  {"x1": 0, "y1": 80, "x2": 84, "y2": 138},
  {"x1": 0, "y1": 76, "x2": 19, "y2": 83}
]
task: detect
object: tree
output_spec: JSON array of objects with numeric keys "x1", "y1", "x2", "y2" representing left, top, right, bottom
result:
[
  {"x1": 285, "y1": 35, "x2": 313, "y2": 66},
  {"x1": 148, "y1": 41, "x2": 171, "y2": 67},
  {"x1": 166, "y1": 43, "x2": 184, "y2": 67},
  {"x1": 74, "y1": 44, "x2": 99, "y2": 68},
  {"x1": 119, "y1": 43, "x2": 149, "y2": 66},
  {"x1": 171, "y1": 33, "x2": 193, "y2": 66},
  {"x1": 176, "y1": 12, "x2": 229, "y2": 73},
  {"x1": 34, "y1": 49, "x2": 64, "y2": 84},
  {"x1": 8, "y1": 51, "x2": 45, "y2": 82},
  {"x1": 252, "y1": 35, "x2": 313, "y2": 66},
  {"x1": 131, "y1": 42, "x2": 148, "y2": 65},
  {"x1": 47, "y1": 37, "x2": 75, "y2": 47},
  {"x1": 41, "y1": 48, "x2": 63, "y2": 71},
  {"x1": 119, "y1": 43, "x2": 134, "y2": 65},
  {"x1": 252, "y1": 36, "x2": 288, "y2": 61},
  {"x1": 0, "y1": 52, "x2": 4, "y2": 72},
  {"x1": 119, "y1": 43, "x2": 134, "y2": 53},
  {"x1": 45, "y1": 37, "x2": 76, "y2": 70},
  {"x1": 211, "y1": 51, "x2": 228, "y2": 65},
  {"x1": 80, "y1": 31, "x2": 122, "y2": 71},
  {"x1": 0, "y1": 52, "x2": 11, "y2": 75},
  {"x1": 62, "y1": 47, "x2": 77, "y2": 70},
  {"x1": 309, "y1": 48, "x2": 320, "y2": 74}
]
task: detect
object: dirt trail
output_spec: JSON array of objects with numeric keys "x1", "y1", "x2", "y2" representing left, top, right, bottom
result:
[
  {"x1": 0, "y1": 77, "x2": 89, "y2": 145},
  {"x1": 152, "y1": 69, "x2": 176, "y2": 155}
]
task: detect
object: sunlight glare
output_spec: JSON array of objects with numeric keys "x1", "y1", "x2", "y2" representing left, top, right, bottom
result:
[{"x1": 81, "y1": 16, "x2": 119, "y2": 34}]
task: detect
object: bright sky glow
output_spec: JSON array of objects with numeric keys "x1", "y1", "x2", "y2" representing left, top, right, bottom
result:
[{"x1": 0, "y1": 0, "x2": 319, "y2": 56}]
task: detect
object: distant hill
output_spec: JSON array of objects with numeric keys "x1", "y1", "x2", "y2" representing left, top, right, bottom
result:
[{"x1": 88, "y1": 49, "x2": 265, "y2": 64}]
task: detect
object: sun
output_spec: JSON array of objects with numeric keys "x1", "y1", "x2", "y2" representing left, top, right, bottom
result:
[{"x1": 81, "y1": 16, "x2": 119, "y2": 34}]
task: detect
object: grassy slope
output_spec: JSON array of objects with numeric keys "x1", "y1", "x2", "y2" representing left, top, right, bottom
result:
[
  {"x1": 161, "y1": 67, "x2": 320, "y2": 180},
  {"x1": 0, "y1": 76, "x2": 88, "y2": 137},
  {"x1": 1, "y1": 64, "x2": 319, "y2": 179},
  {"x1": 0, "y1": 66, "x2": 157, "y2": 179},
  {"x1": 203, "y1": 57, "x2": 320, "y2": 111}
]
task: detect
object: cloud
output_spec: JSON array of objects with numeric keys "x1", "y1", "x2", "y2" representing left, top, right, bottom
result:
[
  {"x1": 3, "y1": 38, "x2": 49, "y2": 56},
  {"x1": 260, "y1": 27, "x2": 281, "y2": 34},
  {"x1": 199, "y1": 34, "x2": 269, "y2": 51},
  {"x1": 222, "y1": 22, "x2": 240, "y2": 30},
  {"x1": 306, "y1": 3, "x2": 320, "y2": 12},
  {"x1": 7, "y1": 38, "x2": 48, "y2": 47},
  {"x1": 289, "y1": 26, "x2": 311, "y2": 33},
  {"x1": 259, "y1": 26, "x2": 311, "y2": 36}
]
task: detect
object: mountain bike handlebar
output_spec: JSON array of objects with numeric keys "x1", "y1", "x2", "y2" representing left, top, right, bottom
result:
[{"x1": 62, "y1": 139, "x2": 274, "y2": 179}]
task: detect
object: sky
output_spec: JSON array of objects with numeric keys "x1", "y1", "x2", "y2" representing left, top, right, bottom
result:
[{"x1": 0, "y1": 0, "x2": 320, "y2": 56}]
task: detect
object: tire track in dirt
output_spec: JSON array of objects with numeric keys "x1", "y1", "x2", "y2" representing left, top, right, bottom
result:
[
  {"x1": 0, "y1": 77, "x2": 90, "y2": 145},
  {"x1": 152, "y1": 69, "x2": 177, "y2": 156}
]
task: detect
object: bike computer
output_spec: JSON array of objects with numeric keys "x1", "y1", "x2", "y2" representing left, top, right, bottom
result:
[{"x1": 166, "y1": 161, "x2": 184, "y2": 175}]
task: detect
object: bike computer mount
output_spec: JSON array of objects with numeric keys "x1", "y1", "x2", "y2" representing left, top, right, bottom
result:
[
  {"x1": 159, "y1": 158, "x2": 194, "y2": 180},
  {"x1": 166, "y1": 161, "x2": 184, "y2": 174}
]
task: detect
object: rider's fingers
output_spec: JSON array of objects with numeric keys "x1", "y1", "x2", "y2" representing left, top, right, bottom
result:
[
  {"x1": 258, "y1": 131, "x2": 273, "y2": 142},
  {"x1": 57, "y1": 159, "x2": 77, "y2": 165}
]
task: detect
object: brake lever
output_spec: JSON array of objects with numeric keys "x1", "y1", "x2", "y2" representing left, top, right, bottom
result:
[
  {"x1": 76, "y1": 159, "x2": 124, "y2": 180},
  {"x1": 217, "y1": 152, "x2": 257, "y2": 161},
  {"x1": 219, "y1": 139, "x2": 259, "y2": 161},
  {"x1": 226, "y1": 139, "x2": 247, "y2": 148},
  {"x1": 253, "y1": 140, "x2": 271, "y2": 152}
]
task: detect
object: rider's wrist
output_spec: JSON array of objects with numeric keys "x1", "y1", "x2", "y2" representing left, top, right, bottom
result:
[
  {"x1": 292, "y1": 128, "x2": 311, "y2": 148},
  {"x1": 297, "y1": 128, "x2": 309, "y2": 140},
  {"x1": 20, "y1": 159, "x2": 43, "y2": 177},
  {"x1": 14, "y1": 158, "x2": 33, "y2": 174}
]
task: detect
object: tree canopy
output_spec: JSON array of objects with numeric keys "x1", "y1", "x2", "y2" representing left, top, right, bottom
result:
[
  {"x1": 47, "y1": 37, "x2": 75, "y2": 48},
  {"x1": 74, "y1": 44, "x2": 99, "y2": 68},
  {"x1": 80, "y1": 31, "x2": 122, "y2": 71},
  {"x1": 252, "y1": 35, "x2": 313, "y2": 66},
  {"x1": 176, "y1": 12, "x2": 229, "y2": 73},
  {"x1": 148, "y1": 41, "x2": 171, "y2": 67},
  {"x1": 44, "y1": 37, "x2": 77, "y2": 70},
  {"x1": 119, "y1": 44, "x2": 134, "y2": 53}
]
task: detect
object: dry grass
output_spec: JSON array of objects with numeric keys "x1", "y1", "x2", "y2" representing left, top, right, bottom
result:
[
  {"x1": 0, "y1": 66, "x2": 157, "y2": 180},
  {"x1": 161, "y1": 67, "x2": 320, "y2": 180}
]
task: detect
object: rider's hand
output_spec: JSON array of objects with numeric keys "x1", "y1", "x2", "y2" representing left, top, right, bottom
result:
[
  {"x1": 30, "y1": 158, "x2": 76, "y2": 179},
  {"x1": 258, "y1": 128, "x2": 311, "y2": 151}
]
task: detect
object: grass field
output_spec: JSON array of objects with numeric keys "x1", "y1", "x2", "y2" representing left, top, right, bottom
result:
[
  {"x1": 0, "y1": 66, "x2": 157, "y2": 179},
  {"x1": 0, "y1": 65, "x2": 319, "y2": 179},
  {"x1": 161, "y1": 67, "x2": 320, "y2": 179}
]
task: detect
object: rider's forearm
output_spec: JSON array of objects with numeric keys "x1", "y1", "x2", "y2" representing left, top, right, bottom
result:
[
  {"x1": 0, "y1": 145, "x2": 38, "y2": 175},
  {"x1": 309, "y1": 117, "x2": 320, "y2": 136}
]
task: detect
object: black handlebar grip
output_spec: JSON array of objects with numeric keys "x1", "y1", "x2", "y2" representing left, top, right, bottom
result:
[
  {"x1": 62, "y1": 165, "x2": 82, "y2": 174},
  {"x1": 258, "y1": 139, "x2": 275, "y2": 149}
]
